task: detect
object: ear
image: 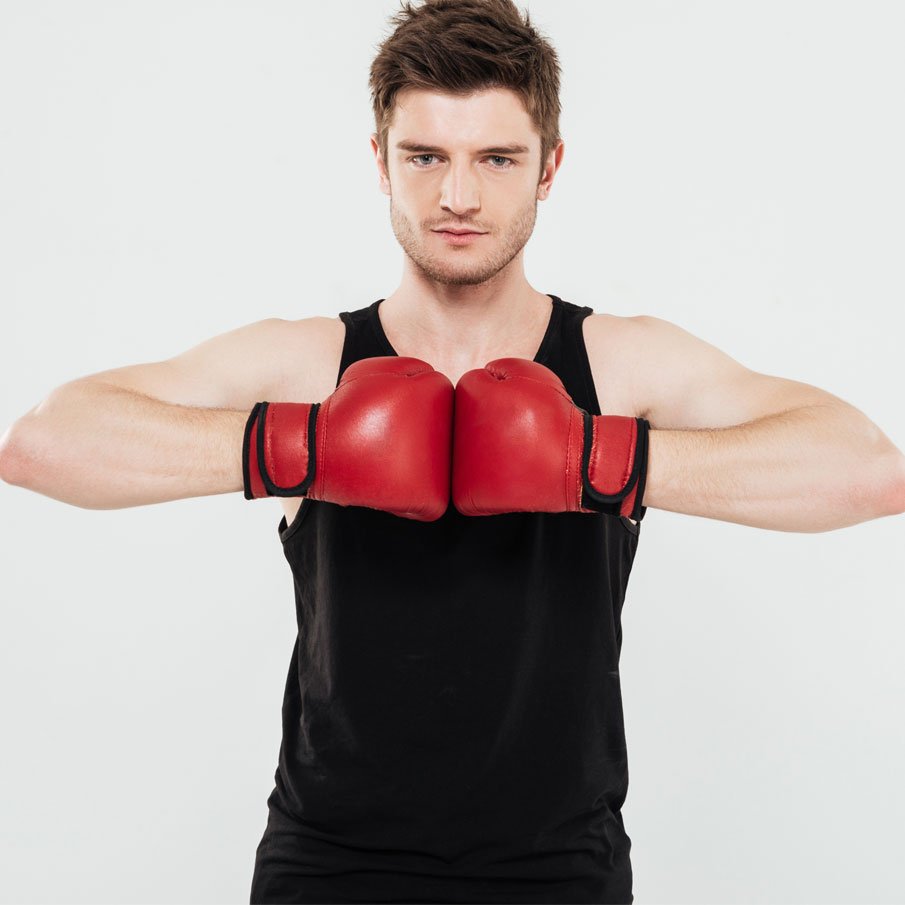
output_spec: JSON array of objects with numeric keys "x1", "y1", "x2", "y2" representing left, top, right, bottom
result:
[
  {"x1": 370, "y1": 133, "x2": 391, "y2": 196},
  {"x1": 537, "y1": 139, "x2": 565, "y2": 201}
]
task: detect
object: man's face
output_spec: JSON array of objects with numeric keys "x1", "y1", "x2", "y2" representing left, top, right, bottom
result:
[{"x1": 372, "y1": 88, "x2": 559, "y2": 287}]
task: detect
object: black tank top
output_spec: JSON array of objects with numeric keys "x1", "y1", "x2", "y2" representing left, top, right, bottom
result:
[{"x1": 250, "y1": 295, "x2": 641, "y2": 905}]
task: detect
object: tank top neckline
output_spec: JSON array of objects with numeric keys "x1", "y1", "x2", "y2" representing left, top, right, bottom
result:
[{"x1": 368, "y1": 294, "x2": 562, "y2": 366}]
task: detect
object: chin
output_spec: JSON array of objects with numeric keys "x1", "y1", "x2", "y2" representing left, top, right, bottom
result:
[
  {"x1": 436, "y1": 265, "x2": 501, "y2": 286},
  {"x1": 437, "y1": 275, "x2": 491, "y2": 287}
]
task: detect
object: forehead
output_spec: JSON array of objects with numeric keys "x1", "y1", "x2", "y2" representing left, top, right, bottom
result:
[{"x1": 389, "y1": 87, "x2": 538, "y2": 149}]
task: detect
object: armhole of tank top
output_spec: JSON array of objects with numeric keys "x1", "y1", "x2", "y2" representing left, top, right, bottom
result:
[
  {"x1": 336, "y1": 311, "x2": 353, "y2": 387},
  {"x1": 279, "y1": 498, "x2": 312, "y2": 544},
  {"x1": 619, "y1": 515, "x2": 640, "y2": 536}
]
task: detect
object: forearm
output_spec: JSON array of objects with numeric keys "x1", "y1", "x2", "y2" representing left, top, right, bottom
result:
[
  {"x1": 0, "y1": 380, "x2": 247, "y2": 509},
  {"x1": 643, "y1": 403, "x2": 905, "y2": 533}
]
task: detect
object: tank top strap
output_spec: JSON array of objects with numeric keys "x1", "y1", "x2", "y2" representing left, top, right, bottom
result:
[
  {"x1": 540, "y1": 295, "x2": 601, "y2": 416},
  {"x1": 335, "y1": 300, "x2": 392, "y2": 387}
]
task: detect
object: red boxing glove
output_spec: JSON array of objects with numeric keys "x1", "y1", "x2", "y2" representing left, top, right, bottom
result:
[
  {"x1": 452, "y1": 358, "x2": 649, "y2": 519},
  {"x1": 243, "y1": 356, "x2": 454, "y2": 522}
]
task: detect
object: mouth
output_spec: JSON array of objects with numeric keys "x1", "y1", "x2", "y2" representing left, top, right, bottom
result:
[{"x1": 432, "y1": 229, "x2": 487, "y2": 246}]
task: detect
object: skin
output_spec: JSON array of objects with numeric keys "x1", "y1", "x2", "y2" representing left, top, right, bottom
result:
[{"x1": 370, "y1": 87, "x2": 565, "y2": 385}]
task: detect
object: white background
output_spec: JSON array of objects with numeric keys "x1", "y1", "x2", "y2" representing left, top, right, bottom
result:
[{"x1": 1, "y1": 1, "x2": 903, "y2": 902}]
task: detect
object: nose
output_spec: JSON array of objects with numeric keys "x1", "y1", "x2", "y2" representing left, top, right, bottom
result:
[{"x1": 439, "y1": 160, "x2": 481, "y2": 218}]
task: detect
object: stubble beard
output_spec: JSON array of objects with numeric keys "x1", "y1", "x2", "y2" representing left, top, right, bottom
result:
[{"x1": 389, "y1": 195, "x2": 538, "y2": 287}]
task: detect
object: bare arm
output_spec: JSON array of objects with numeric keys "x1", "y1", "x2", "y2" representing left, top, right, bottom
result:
[{"x1": 0, "y1": 317, "x2": 319, "y2": 509}]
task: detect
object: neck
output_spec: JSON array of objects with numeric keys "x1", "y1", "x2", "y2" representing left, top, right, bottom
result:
[{"x1": 379, "y1": 263, "x2": 552, "y2": 372}]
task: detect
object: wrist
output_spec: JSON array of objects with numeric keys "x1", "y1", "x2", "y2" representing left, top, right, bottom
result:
[{"x1": 581, "y1": 414, "x2": 650, "y2": 520}]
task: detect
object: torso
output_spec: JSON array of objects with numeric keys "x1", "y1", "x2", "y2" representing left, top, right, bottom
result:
[{"x1": 268, "y1": 309, "x2": 641, "y2": 528}]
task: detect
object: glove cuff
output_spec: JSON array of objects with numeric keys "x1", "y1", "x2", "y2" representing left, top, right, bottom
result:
[
  {"x1": 242, "y1": 401, "x2": 320, "y2": 499},
  {"x1": 581, "y1": 413, "x2": 650, "y2": 521}
]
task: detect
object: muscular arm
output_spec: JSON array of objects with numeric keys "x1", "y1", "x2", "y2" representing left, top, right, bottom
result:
[
  {"x1": 0, "y1": 317, "x2": 327, "y2": 509},
  {"x1": 0, "y1": 382, "x2": 247, "y2": 509}
]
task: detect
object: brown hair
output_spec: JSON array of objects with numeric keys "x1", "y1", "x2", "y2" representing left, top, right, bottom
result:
[{"x1": 369, "y1": 0, "x2": 562, "y2": 181}]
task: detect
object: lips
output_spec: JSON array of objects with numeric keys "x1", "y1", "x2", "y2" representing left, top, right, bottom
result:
[{"x1": 433, "y1": 229, "x2": 485, "y2": 246}]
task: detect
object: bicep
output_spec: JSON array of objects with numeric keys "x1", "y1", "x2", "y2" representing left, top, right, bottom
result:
[
  {"x1": 633, "y1": 316, "x2": 847, "y2": 431},
  {"x1": 78, "y1": 317, "x2": 312, "y2": 411}
]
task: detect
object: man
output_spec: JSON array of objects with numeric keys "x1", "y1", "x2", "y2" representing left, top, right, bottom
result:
[{"x1": 1, "y1": 0, "x2": 903, "y2": 902}]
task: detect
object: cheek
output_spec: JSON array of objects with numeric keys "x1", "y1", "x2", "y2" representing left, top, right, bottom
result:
[
  {"x1": 400, "y1": 174, "x2": 440, "y2": 204},
  {"x1": 397, "y1": 185, "x2": 437, "y2": 221},
  {"x1": 490, "y1": 191, "x2": 532, "y2": 224}
]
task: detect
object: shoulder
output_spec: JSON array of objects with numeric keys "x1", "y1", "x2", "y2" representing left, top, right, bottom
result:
[
  {"x1": 182, "y1": 313, "x2": 346, "y2": 405},
  {"x1": 580, "y1": 312, "x2": 648, "y2": 418},
  {"x1": 221, "y1": 314, "x2": 343, "y2": 368},
  {"x1": 586, "y1": 313, "x2": 828, "y2": 431},
  {"x1": 263, "y1": 315, "x2": 346, "y2": 402},
  {"x1": 583, "y1": 312, "x2": 692, "y2": 375},
  {"x1": 581, "y1": 310, "x2": 644, "y2": 343},
  {"x1": 76, "y1": 314, "x2": 347, "y2": 412},
  {"x1": 272, "y1": 314, "x2": 345, "y2": 348},
  {"x1": 582, "y1": 311, "x2": 748, "y2": 423}
]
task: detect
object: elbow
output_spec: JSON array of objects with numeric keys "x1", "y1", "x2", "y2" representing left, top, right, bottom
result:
[
  {"x1": 0, "y1": 417, "x2": 99, "y2": 508},
  {"x1": 0, "y1": 421, "x2": 30, "y2": 489},
  {"x1": 891, "y1": 453, "x2": 905, "y2": 517},
  {"x1": 0, "y1": 412, "x2": 40, "y2": 490},
  {"x1": 874, "y1": 449, "x2": 905, "y2": 519},
  {"x1": 0, "y1": 408, "x2": 117, "y2": 511}
]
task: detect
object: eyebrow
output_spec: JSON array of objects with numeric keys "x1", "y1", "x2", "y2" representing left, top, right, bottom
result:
[{"x1": 395, "y1": 140, "x2": 531, "y2": 156}]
